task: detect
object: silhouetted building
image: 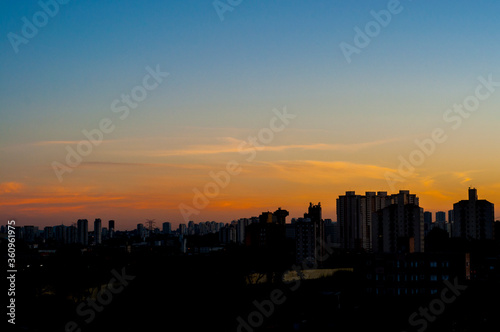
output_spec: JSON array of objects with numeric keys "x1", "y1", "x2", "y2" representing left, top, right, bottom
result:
[
  {"x1": 23, "y1": 226, "x2": 36, "y2": 243},
  {"x1": 236, "y1": 219, "x2": 248, "y2": 244},
  {"x1": 436, "y1": 211, "x2": 446, "y2": 222},
  {"x1": 259, "y1": 212, "x2": 275, "y2": 224},
  {"x1": 162, "y1": 222, "x2": 172, "y2": 234},
  {"x1": 220, "y1": 223, "x2": 237, "y2": 244},
  {"x1": 66, "y1": 225, "x2": 77, "y2": 244},
  {"x1": 108, "y1": 220, "x2": 115, "y2": 238},
  {"x1": 137, "y1": 223, "x2": 145, "y2": 239},
  {"x1": 337, "y1": 191, "x2": 394, "y2": 251},
  {"x1": 452, "y1": 188, "x2": 494, "y2": 240},
  {"x1": 274, "y1": 207, "x2": 289, "y2": 225},
  {"x1": 246, "y1": 208, "x2": 289, "y2": 248},
  {"x1": 434, "y1": 211, "x2": 450, "y2": 235},
  {"x1": 295, "y1": 203, "x2": 325, "y2": 266},
  {"x1": 324, "y1": 219, "x2": 340, "y2": 248},
  {"x1": 424, "y1": 211, "x2": 432, "y2": 224},
  {"x1": 304, "y1": 202, "x2": 322, "y2": 222},
  {"x1": 77, "y1": 219, "x2": 88, "y2": 245},
  {"x1": 43, "y1": 226, "x2": 54, "y2": 241},
  {"x1": 372, "y1": 191, "x2": 424, "y2": 254},
  {"x1": 178, "y1": 223, "x2": 186, "y2": 235},
  {"x1": 495, "y1": 221, "x2": 500, "y2": 241},
  {"x1": 94, "y1": 218, "x2": 102, "y2": 244},
  {"x1": 54, "y1": 225, "x2": 66, "y2": 243},
  {"x1": 423, "y1": 211, "x2": 432, "y2": 237},
  {"x1": 102, "y1": 227, "x2": 108, "y2": 239}
]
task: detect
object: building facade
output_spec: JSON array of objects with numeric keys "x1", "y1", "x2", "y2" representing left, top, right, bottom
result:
[
  {"x1": 77, "y1": 219, "x2": 88, "y2": 245},
  {"x1": 452, "y1": 188, "x2": 494, "y2": 240},
  {"x1": 337, "y1": 191, "x2": 408, "y2": 251},
  {"x1": 94, "y1": 218, "x2": 102, "y2": 244}
]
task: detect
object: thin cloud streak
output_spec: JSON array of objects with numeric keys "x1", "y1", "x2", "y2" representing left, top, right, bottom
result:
[{"x1": 143, "y1": 137, "x2": 401, "y2": 157}]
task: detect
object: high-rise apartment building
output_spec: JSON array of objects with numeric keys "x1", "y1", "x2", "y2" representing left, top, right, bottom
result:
[
  {"x1": 246, "y1": 208, "x2": 289, "y2": 248},
  {"x1": 137, "y1": 223, "x2": 146, "y2": 239},
  {"x1": 372, "y1": 202, "x2": 424, "y2": 253},
  {"x1": 178, "y1": 223, "x2": 187, "y2": 235},
  {"x1": 295, "y1": 203, "x2": 325, "y2": 265},
  {"x1": 77, "y1": 219, "x2": 88, "y2": 245},
  {"x1": 162, "y1": 222, "x2": 172, "y2": 234},
  {"x1": 436, "y1": 211, "x2": 446, "y2": 222},
  {"x1": 452, "y1": 188, "x2": 494, "y2": 240},
  {"x1": 94, "y1": 218, "x2": 102, "y2": 244},
  {"x1": 337, "y1": 190, "x2": 422, "y2": 253},
  {"x1": 337, "y1": 191, "x2": 391, "y2": 251},
  {"x1": 108, "y1": 220, "x2": 115, "y2": 237},
  {"x1": 448, "y1": 210, "x2": 454, "y2": 223},
  {"x1": 424, "y1": 211, "x2": 432, "y2": 224}
]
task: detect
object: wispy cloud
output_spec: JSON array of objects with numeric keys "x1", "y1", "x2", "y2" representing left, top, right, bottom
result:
[
  {"x1": 252, "y1": 160, "x2": 396, "y2": 185},
  {"x1": 79, "y1": 161, "x2": 213, "y2": 170},
  {"x1": 0, "y1": 182, "x2": 24, "y2": 194},
  {"x1": 453, "y1": 170, "x2": 482, "y2": 184},
  {"x1": 143, "y1": 137, "x2": 400, "y2": 157}
]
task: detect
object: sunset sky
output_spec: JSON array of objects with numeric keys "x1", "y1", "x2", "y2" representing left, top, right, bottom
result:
[{"x1": 1, "y1": 0, "x2": 500, "y2": 230}]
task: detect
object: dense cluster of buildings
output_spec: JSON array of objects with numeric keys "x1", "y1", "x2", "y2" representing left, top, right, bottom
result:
[
  {"x1": 4, "y1": 218, "x2": 116, "y2": 246},
  {"x1": 5, "y1": 188, "x2": 496, "y2": 255},
  {"x1": 4, "y1": 188, "x2": 498, "y2": 296}
]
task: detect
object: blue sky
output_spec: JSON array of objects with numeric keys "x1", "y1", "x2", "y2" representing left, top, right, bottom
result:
[{"x1": 1, "y1": 0, "x2": 500, "y2": 227}]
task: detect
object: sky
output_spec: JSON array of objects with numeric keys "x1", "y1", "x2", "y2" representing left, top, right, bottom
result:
[{"x1": 1, "y1": 0, "x2": 500, "y2": 230}]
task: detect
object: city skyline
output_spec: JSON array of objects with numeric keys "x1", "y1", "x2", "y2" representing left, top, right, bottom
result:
[
  {"x1": 6, "y1": 187, "x2": 495, "y2": 231},
  {"x1": 2, "y1": 0, "x2": 500, "y2": 230}
]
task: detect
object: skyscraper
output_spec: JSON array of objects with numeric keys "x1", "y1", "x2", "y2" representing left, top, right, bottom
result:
[
  {"x1": 337, "y1": 191, "x2": 390, "y2": 251},
  {"x1": 371, "y1": 190, "x2": 424, "y2": 253},
  {"x1": 137, "y1": 223, "x2": 145, "y2": 239},
  {"x1": 178, "y1": 223, "x2": 187, "y2": 235},
  {"x1": 94, "y1": 218, "x2": 102, "y2": 244},
  {"x1": 452, "y1": 188, "x2": 494, "y2": 240},
  {"x1": 66, "y1": 225, "x2": 77, "y2": 244},
  {"x1": 162, "y1": 222, "x2": 172, "y2": 234},
  {"x1": 424, "y1": 211, "x2": 433, "y2": 236},
  {"x1": 274, "y1": 207, "x2": 289, "y2": 225},
  {"x1": 77, "y1": 219, "x2": 88, "y2": 245},
  {"x1": 108, "y1": 220, "x2": 115, "y2": 238},
  {"x1": 236, "y1": 219, "x2": 247, "y2": 244},
  {"x1": 54, "y1": 225, "x2": 66, "y2": 243},
  {"x1": 436, "y1": 211, "x2": 446, "y2": 222},
  {"x1": 337, "y1": 191, "x2": 363, "y2": 250},
  {"x1": 424, "y1": 211, "x2": 432, "y2": 224},
  {"x1": 246, "y1": 208, "x2": 288, "y2": 248},
  {"x1": 43, "y1": 226, "x2": 54, "y2": 240},
  {"x1": 295, "y1": 203, "x2": 325, "y2": 266},
  {"x1": 448, "y1": 210, "x2": 454, "y2": 223}
]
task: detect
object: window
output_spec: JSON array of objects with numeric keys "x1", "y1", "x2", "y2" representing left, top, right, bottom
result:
[
  {"x1": 430, "y1": 275, "x2": 438, "y2": 281},
  {"x1": 430, "y1": 261, "x2": 437, "y2": 268}
]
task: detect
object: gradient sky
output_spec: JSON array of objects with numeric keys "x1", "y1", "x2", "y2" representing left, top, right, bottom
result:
[{"x1": 1, "y1": 0, "x2": 500, "y2": 230}]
